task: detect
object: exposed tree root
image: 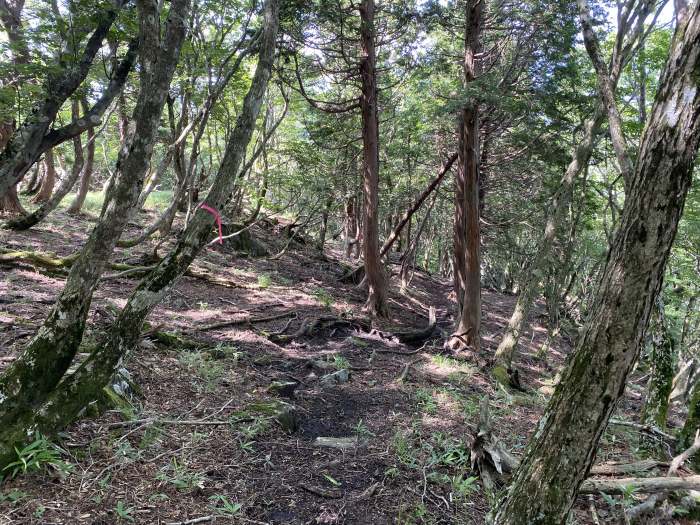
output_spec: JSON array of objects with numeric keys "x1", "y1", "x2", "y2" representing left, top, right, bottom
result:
[
  {"x1": 391, "y1": 306, "x2": 436, "y2": 344},
  {"x1": 268, "y1": 315, "x2": 370, "y2": 344},
  {"x1": 608, "y1": 418, "x2": 677, "y2": 444}
]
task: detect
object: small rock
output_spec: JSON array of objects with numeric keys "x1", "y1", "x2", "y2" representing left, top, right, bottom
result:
[
  {"x1": 313, "y1": 436, "x2": 361, "y2": 449},
  {"x1": 320, "y1": 369, "x2": 350, "y2": 387},
  {"x1": 267, "y1": 380, "x2": 299, "y2": 398}
]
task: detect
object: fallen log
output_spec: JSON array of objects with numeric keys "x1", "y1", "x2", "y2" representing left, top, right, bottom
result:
[
  {"x1": 589, "y1": 459, "x2": 668, "y2": 476},
  {"x1": 580, "y1": 475, "x2": 700, "y2": 495}
]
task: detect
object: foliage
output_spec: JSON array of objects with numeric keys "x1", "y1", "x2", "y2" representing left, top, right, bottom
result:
[{"x1": 1, "y1": 434, "x2": 73, "y2": 482}]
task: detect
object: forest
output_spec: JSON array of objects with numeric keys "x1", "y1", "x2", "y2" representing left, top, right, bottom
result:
[{"x1": 0, "y1": 0, "x2": 699, "y2": 523}]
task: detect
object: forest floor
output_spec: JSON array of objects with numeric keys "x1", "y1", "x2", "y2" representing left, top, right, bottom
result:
[{"x1": 0, "y1": 208, "x2": 691, "y2": 525}]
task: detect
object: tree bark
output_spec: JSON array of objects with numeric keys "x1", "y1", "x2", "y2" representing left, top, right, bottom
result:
[
  {"x1": 0, "y1": 0, "x2": 191, "y2": 468},
  {"x1": 641, "y1": 298, "x2": 677, "y2": 433},
  {"x1": 359, "y1": 0, "x2": 388, "y2": 317},
  {"x1": 493, "y1": 8, "x2": 700, "y2": 523},
  {"x1": 0, "y1": 0, "x2": 28, "y2": 215},
  {"x1": 679, "y1": 380, "x2": 700, "y2": 471},
  {"x1": 493, "y1": 0, "x2": 657, "y2": 370},
  {"x1": 578, "y1": 0, "x2": 635, "y2": 188},
  {"x1": 67, "y1": 100, "x2": 97, "y2": 214},
  {"x1": 450, "y1": 0, "x2": 483, "y2": 351},
  {"x1": 4, "y1": 103, "x2": 85, "y2": 230},
  {"x1": 31, "y1": 149, "x2": 56, "y2": 203}
]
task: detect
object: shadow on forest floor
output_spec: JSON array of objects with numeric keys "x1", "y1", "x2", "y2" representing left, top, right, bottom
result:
[{"x1": 0, "y1": 209, "x2": 688, "y2": 524}]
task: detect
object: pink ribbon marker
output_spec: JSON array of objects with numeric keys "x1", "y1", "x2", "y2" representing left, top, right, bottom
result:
[{"x1": 198, "y1": 203, "x2": 223, "y2": 244}]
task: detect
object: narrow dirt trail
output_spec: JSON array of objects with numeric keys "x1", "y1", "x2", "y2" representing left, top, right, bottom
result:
[{"x1": 0, "y1": 210, "x2": 673, "y2": 524}]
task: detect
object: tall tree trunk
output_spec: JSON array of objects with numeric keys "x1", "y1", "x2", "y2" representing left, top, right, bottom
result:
[
  {"x1": 0, "y1": 0, "x2": 190, "y2": 468},
  {"x1": 493, "y1": 0, "x2": 655, "y2": 370},
  {"x1": 493, "y1": 7, "x2": 700, "y2": 522},
  {"x1": 0, "y1": 0, "x2": 27, "y2": 216},
  {"x1": 359, "y1": 0, "x2": 388, "y2": 317},
  {"x1": 450, "y1": 0, "x2": 483, "y2": 351},
  {"x1": 344, "y1": 195, "x2": 357, "y2": 257},
  {"x1": 67, "y1": 100, "x2": 96, "y2": 214},
  {"x1": 1, "y1": 0, "x2": 279, "y2": 448},
  {"x1": 32, "y1": 149, "x2": 56, "y2": 203},
  {"x1": 495, "y1": 107, "x2": 605, "y2": 369}
]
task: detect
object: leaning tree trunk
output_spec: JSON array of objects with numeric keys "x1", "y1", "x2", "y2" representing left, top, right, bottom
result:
[
  {"x1": 359, "y1": 0, "x2": 388, "y2": 317},
  {"x1": 679, "y1": 379, "x2": 700, "y2": 471},
  {"x1": 0, "y1": 0, "x2": 190, "y2": 468},
  {"x1": 493, "y1": 7, "x2": 700, "y2": 523},
  {"x1": 493, "y1": 0, "x2": 654, "y2": 369},
  {"x1": 5, "y1": 102, "x2": 86, "y2": 230},
  {"x1": 0, "y1": 0, "x2": 279, "y2": 448},
  {"x1": 450, "y1": 0, "x2": 483, "y2": 352},
  {"x1": 0, "y1": 122, "x2": 25, "y2": 215},
  {"x1": 380, "y1": 152, "x2": 456, "y2": 258},
  {"x1": 494, "y1": 107, "x2": 606, "y2": 371}
]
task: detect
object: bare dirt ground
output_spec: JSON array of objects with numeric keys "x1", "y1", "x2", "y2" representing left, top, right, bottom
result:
[{"x1": 0, "y1": 209, "x2": 691, "y2": 524}]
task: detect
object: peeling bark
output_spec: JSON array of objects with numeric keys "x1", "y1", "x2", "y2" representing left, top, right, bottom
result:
[
  {"x1": 359, "y1": 0, "x2": 388, "y2": 317},
  {"x1": 450, "y1": 0, "x2": 483, "y2": 351}
]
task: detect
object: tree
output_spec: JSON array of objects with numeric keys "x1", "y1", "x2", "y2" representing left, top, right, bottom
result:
[
  {"x1": 358, "y1": 0, "x2": 389, "y2": 316},
  {"x1": 493, "y1": 0, "x2": 660, "y2": 371},
  {"x1": 449, "y1": 0, "x2": 483, "y2": 352},
  {"x1": 493, "y1": 3, "x2": 700, "y2": 522},
  {"x1": 0, "y1": 0, "x2": 191, "y2": 467},
  {"x1": 0, "y1": 0, "x2": 280, "y2": 456}
]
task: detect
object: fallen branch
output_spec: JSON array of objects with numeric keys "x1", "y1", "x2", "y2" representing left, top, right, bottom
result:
[
  {"x1": 396, "y1": 357, "x2": 424, "y2": 383},
  {"x1": 669, "y1": 429, "x2": 700, "y2": 476},
  {"x1": 167, "y1": 517, "x2": 214, "y2": 525},
  {"x1": 589, "y1": 496, "x2": 601, "y2": 525},
  {"x1": 391, "y1": 307, "x2": 437, "y2": 345},
  {"x1": 103, "y1": 417, "x2": 231, "y2": 428},
  {"x1": 589, "y1": 459, "x2": 668, "y2": 476},
  {"x1": 580, "y1": 475, "x2": 700, "y2": 495},
  {"x1": 625, "y1": 430, "x2": 700, "y2": 520},
  {"x1": 192, "y1": 311, "x2": 296, "y2": 332},
  {"x1": 608, "y1": 418, "x2": 677, "y2": 444},
  {"x1": 269, "y1": 315, "x2": 370, "y2": 344},
  {"x1": 375, "y1": 341, "x2": 430, "y2": 356},
  {"x1": 299, "y1": 482, "x2": 342, "y2": 499}
]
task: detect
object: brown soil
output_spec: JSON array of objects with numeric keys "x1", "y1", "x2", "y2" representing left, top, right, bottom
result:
[{"x1": 0, "y1": 209, "x2": 689, "y2": 524}]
